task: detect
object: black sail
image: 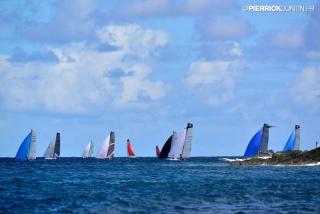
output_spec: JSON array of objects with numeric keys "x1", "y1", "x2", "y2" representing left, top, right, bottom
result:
[
  {"x1": 54, "y1": 132, "x2": 60, "y2": 157},
  {"x1": 107, "y1": 131, "x2": 115, "y2": 159},
  {"x1": 159, "y1": 135, "x2": 172, "y2": 159}
]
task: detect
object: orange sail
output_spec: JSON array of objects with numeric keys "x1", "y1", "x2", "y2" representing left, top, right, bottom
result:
[
  {"x1": 156, "y1": 145, "x2": 160, "y2": 157},
  {"x1": 127, "y1": 139, "x2": 135, "y2": 157}
]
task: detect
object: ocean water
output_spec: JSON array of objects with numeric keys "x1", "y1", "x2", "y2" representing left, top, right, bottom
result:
[{"x1": 0, "y1": 157, "x2": 320, "y2": 213}]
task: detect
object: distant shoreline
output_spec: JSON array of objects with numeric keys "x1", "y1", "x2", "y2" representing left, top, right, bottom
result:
[{"x1": 230, "y1": 147, "x2": 320, "y2": 166}]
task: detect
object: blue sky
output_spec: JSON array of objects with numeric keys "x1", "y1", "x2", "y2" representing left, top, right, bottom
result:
[{"x1": 0, "y1": 0, "x2": 319, "y2": 157}]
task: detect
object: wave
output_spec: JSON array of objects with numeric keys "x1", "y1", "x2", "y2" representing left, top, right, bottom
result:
[
  {"x1": 256, "y1": 156, "x2": 272, "y2": 160},
  {"x1": 273, "y1": 162, "x2": 320, "y2": 167},
  {"x1": 220, "y1": 158, "x2": 247, "y2": 162},
  {"x1": 304, "y1": 162, "x2": 320, "y2": 166}
]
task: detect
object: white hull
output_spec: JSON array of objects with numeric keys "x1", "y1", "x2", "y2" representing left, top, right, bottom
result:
[
  {"x1": 168, "y1": 157, "x2": 180, "y2": 161},
  {"x1": 44, "y1": 157, "x2": 57, "y2": 160}
]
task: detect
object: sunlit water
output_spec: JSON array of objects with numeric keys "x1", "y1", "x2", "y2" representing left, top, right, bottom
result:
[{"x1": 0, "y1": 157, "x2": 319, "y2": 213}]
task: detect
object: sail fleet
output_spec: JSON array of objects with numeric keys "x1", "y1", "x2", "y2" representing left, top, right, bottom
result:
[
  {"x1": 14, "y1": 122, "x2": 305, "y2": 160},
  {"x1": 244, "y1": 124, "x2": 302, "y2": 158},
  {"x1": 159, "y1": 123, "x2": 193, "y2": 160}
]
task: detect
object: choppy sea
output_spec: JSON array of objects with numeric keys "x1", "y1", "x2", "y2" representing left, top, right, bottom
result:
[{"x1": 0, "y1": 157, "x2": 319, "y2": 213}]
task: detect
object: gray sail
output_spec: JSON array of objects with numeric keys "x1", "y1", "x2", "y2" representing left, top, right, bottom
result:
[
  {"x1": 259, "y1": 123, "x2": 271, "y2": 154},
  {"x1": 27, "y1": 129, "x2": 36, "y2": 160},
  {"x1": 44, "y1": 139, "x2": 55, "y2": 158},
  {"x1": 294, "y1": 125, "x2": 301, "y2": 151},
  {"x1": 106, "y1": 131, "x2": 115, "y2": 159},
  {"x1": 181, "y1": 123, "x2": 193, "y2": 159},
  {"x1": 43, "y1": 133, "x2": 60, "y2": 159}
]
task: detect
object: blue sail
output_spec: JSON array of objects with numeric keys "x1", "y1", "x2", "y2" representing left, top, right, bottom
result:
[
  {"x1": 15, "y1": 131, "x2": 32, "y2": 160},
  {"x1": 244, "y1": 128, "x2": 263, "y2": 157},
  {"x1": 283, "y1": 130, "x2": 296, "y2": 152}
]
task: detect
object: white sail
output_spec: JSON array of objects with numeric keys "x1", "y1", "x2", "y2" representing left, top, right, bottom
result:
[
  {"x1": 97, "y1": 134, "x2": 110, "y2": 159},
  {"x1": 181, "y1": 123, "x2": 193, "y2": 158},
  {"x1": 27, "y1": 129, "x2": 36, "y2": 160},
  {"x1": 168, "y1": 129, "x2": 186, "y2": 159},
  {"x1": 43, "y1": 138, "x2": 56, "y2": 159},
  {"x1": 82, "y1": 141, "x2": 94, "y2": 158}
]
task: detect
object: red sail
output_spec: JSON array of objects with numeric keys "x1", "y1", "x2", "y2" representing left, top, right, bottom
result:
[
  {"x1": 127, "y1": 141, "x2": 135, "y2": 157},
  {"x1": 156, "y1": 145, "x2": 160, "y2": 157}
]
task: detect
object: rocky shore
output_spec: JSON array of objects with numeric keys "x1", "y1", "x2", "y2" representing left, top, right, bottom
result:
[{"x1": 230, "y1": 147, "x2": 320, "y2": 166}]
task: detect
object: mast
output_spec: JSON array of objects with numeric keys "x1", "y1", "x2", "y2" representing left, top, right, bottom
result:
[{"x1": 294, "y1": 125, "x2": 300, "y2": 151}]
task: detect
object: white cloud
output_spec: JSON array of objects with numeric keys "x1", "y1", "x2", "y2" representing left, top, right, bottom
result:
[
  {"x1": 229, "y1": 42, "x2": 242, "y2": 57},
  {"x1": 293, "y1": 67, "x2": 320, "y2": 109},
  {"x1": 185, "y1": 60, "x2": 240, "y2": 106},
  {"x1": 0, "y1": 24, "x2": 169, "y2": 113},
  {"x1": 114, "y1": 64, "x2": 166, "y2": 107},
  {"x1": 97, "y1": 24, "x2": 169, "y2": 58}
]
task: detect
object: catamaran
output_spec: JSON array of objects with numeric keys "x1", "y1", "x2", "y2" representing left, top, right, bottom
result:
[
  {"x1": 159, "y1": 123, "x2": 193, "y2": 160},
  {"x1": 97, "y1": 131, "x2": 115, "y2": 159},
  {"x1": 283, "y1": 125, "x2": 301, "y2": 152},
  {"x1": 15, "y1": 129, "x2": 36, "y2": 160},
  {"x1": 82, "y1": 140, "x2": 94, "y2": 158},
  {"x1": 127, "y1": 139, "x2": 136, "y2": 158},
  {"x1": 43, "y1": 133, "x2": 60, "y2": 159},
  {"x1": 244, "y1": 123, "x2": 273, "y2": 157}
]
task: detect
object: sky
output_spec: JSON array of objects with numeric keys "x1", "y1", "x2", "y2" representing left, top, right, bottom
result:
[{"x1": 0, "y1": 0, "x2": 319, "y2": 157}]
